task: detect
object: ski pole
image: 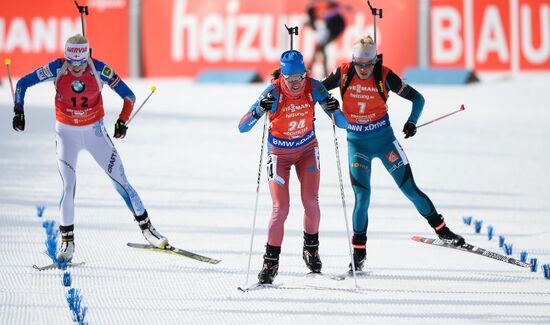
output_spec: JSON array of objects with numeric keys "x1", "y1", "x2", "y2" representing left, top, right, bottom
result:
[
  {"x1": 125, "y1": 86, "x2": 157, "y2": 126},
  {"x1": 330, "y1": 113, "x2": 358, "y2": 289},
  {"x1": 417, "y1": 104, "x2": 465, "y2": 128},
  {"x1": 4, "y1": 58, "x2": 15, "y2": 103},
  {"x1": 243, "y1": 114, "x2": 268, "y2": 287}
]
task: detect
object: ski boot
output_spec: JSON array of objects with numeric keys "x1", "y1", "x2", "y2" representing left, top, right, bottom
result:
[
  {"x1": 427, "y1": 213, "x2": 465, "y2": 246},
  {"x1": 57, "y1": 225, "x2": 75, "y2": 261},
  {"x1": 135, "y1": 210, "x2": 168, "y2": 248},
  {"x1": 303, "y1": 232, "x2": 322, "y2": 273},
  {"x1": 258, "y1": 244, "x2": 280, "y2": 284},
  {"x1": 349, "y1": 233, "x2": 367, "y2": 271}
]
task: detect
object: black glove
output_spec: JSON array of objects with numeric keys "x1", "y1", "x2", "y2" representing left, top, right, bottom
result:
[
  {"x1": 403, "y1": 121, "x2": 417, "y2": 138},
  {"x1": 321, "y1": 95, "x2": 340, "y2": 112},
  {"x1": 13, "y1": 105, "x2": 25, "y2": 131},
  {"x1": 114, "y1": 119, "x2": 128, "y2": 139},
  {"x1": 258, "y1": 94, "x2": 275, "y2": 113}
]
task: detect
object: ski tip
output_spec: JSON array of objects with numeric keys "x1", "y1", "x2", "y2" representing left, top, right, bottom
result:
[
  {"x1": 411, "y1": 235, "x2": 422, "y2": 241},
  {"x1": 460, "y1": 104, "x2": 465, "y2": 110}
]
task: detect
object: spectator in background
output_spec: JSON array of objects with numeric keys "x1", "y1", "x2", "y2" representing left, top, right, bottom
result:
[{"x1": 305, "y1": 0, "x2": 347, "y2": 77}]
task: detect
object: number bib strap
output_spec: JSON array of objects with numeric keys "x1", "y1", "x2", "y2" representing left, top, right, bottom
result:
[
  {"x1": 268, "y1": 130, "x2": 316, "y2": 148},
  {"x1": 346, "y1": 115, "x2": 390, "y2": 134}
]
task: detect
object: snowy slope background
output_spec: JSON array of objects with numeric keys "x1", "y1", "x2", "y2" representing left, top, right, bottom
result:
[{"x1": 1, "y1": 74, "x2": 550, "y2": 324}]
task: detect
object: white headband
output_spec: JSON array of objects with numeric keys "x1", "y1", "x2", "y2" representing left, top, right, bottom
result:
[
  {"x1": 352, "y1": 42, "x2": 377, "y2": 61},
  {"x1": 65, "y1": 42, "x2": 89, "y2": 62}
]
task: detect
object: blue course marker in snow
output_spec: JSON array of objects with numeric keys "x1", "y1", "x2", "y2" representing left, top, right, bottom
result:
[
  {"x1": 66, "y1": 288, "x2": 87, "y2": 324},
  {"x1": 474, "y1": 220, "x2": 483, "y2": 233},
  {"x1": 499, "y1": 235, "x2": 505, "y2": 248},
  {"x1": 504, "y1": 243, "x2": 513, "y2": 256},
  {"x1": 520, "y1": 251, "x2": 528, "y2": 263},
  {"x1": 487, "y1": 225, "x2": 494, "y2": 240},
  {"x1": 530, "y1": 258, "x2": 538, "y2": 272},
  {"x1": 36, "y1": 205, "x2": 46, "y2": 218},
  {"x1": 63, "y1": 271, "x2": 72, "y2": 287}
]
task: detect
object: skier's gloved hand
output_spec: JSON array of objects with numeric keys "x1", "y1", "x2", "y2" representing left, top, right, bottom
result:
[
  {"x1": 13, "y1": 104, "x2": 25, "y2": 132},
  {"x1": 403, "y1": 121, "x2": 417, "y2": 138},
  {"x1": 258, "y1": 94, "x2": 275, "y2": 113},
  {"x1": 113, "y1": 119, "x2": 128, "y2": 139},
  {"x1": 321, "y1": 95, "x2": 340, "y2": 112}
]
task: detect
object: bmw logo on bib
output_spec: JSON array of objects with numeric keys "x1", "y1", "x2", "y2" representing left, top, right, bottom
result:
[{"x1": 71, "y1": 80, "x2": 86, "y2": 94}]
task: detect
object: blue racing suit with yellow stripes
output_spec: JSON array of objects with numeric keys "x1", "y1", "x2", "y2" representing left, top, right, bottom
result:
[{"x1": 323, "y1": 62, "x2": 443, "y2": 247}]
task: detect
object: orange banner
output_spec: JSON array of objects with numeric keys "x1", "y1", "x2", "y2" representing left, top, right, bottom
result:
[
  {"x1": 0, "y1": 0, "x2": 129, "y2": 77},
  {"x1": 141, "y1": 0, "x2": 418, "y2": 78},
  {"x1": 430, "y1": 0, "x2": 550, "y2": 71}
]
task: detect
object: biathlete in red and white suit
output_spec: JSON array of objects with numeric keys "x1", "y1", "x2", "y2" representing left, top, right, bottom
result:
[
  {"x1": 239, "y1": 50, "x2": 348, "y2": 284},
  {"x1": 12, "y1": 34, "x2": 168, "y2": 261}
]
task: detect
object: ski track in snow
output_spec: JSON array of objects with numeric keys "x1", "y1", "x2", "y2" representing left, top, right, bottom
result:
[{"x1": 1, "y1": 75, "x2": 550, "y2": 324}]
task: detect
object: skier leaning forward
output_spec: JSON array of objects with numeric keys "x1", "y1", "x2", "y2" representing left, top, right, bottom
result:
[
  {"x1": 322, "y1": 36, "x2": 465, "y2": 272},
  {"x1": 12, "y1": 34, "x2": 168, "y2": 261},
  {"x1": 239, "y1": 50, "x2": 348, "y2": 284}
]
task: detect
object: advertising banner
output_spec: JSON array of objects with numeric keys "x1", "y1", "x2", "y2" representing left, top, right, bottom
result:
[
  {"x1": 0, "y1": 0, "x2": 129, "y2": 77},
  {"x1": 141, "y1": 0, "x2": 418, "y2": 78},
  {"x1": 430, "y1": 0, "x2": 550, "y2": 71}
]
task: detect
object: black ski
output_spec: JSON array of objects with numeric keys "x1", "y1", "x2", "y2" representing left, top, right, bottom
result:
[
  {"x1": 412, "y1": 235, "x2": 531, "y2": 268},
  {"x1": 127, "y1": 243, "x2": 221, "y2": 264},
  {"x1": 33, "y1": 261, "x2": 86, "y2": 271}
]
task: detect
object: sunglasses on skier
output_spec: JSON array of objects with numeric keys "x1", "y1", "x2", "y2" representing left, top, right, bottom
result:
[
  {"x1": 283, "y1": 72, "x2": 306, "y2": 83},
  {"x1": 353, "y1": 60, "x2": 376, "y2": 69},
  {"x1": 67, "y1": 58, "x2": 87, "y2": 67}
]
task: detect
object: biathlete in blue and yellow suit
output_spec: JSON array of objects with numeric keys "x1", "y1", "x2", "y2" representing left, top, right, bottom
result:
[{"x1": 322, "y1": 36, "x2": 465, "y2": 271}]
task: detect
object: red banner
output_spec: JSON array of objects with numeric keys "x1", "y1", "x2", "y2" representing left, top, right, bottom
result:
[
  {"x1": 141, "y1": 0, "x2": 418, "y2": 78},
  {"x1": 430, "y1": 0, "x2": 550, "y2": 71},
  {"x1": 0, "y1": 0, "x2": 129, "y2": 77}
]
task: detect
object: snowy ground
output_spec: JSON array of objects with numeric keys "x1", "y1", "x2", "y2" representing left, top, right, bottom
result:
[{"x1": 1, "y1": 74, "x2": 549, "y2": 324}]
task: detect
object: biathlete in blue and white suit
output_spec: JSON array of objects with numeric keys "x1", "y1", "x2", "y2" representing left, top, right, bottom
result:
[
  {"x1": 12, "y1": 34, "x2": 168, "y2": 261},
  {"x1": 322, "y1": 36, "x2": 465, "y2": 271}
]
